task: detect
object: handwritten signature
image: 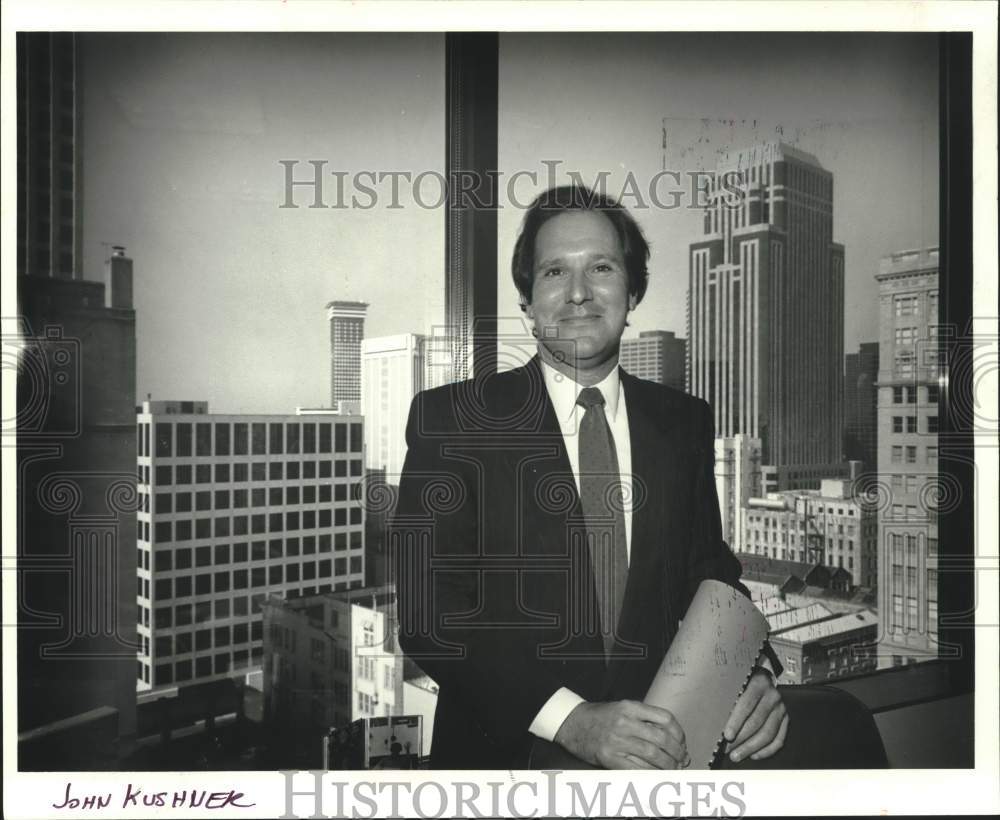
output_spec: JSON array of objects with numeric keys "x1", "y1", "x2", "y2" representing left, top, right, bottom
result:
[{"x1": 52, "y1": 782, "x2": 255, "y2": 810}]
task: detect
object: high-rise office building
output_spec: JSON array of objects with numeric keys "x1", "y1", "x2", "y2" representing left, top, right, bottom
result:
[
  {"x1": 714, "y1": 435, "x2": 763, "y2": 553},
  {"x1": 874, "y1": 247, "x2": 940, "y2": 666},
  {"x1": 687, "y1": 142, "x2": 845, "y2": 488},
  {"x1": 844, "y1": 342, "x2": 880, "y2": 472},
  {"x1": 619, "y1": 330, "x2": 686, "y2": 390},
  {"x1": 361, "y1": 334, "x2": 426, "y2": 478},
  {"x1": 327, "y1": 301, "x2": 368, "y2": 404},
  {"x1": 136, "y1": 401, "x2": 366, "y2": 692},
  {"x1": 17, "y1": 32, "x2": 82, "y2": 279},
  {"x1": 16, "y1": 32, "x2": 138, "y2": 770}
]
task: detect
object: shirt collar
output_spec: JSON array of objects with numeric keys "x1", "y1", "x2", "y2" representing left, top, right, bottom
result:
[{"x1": 539, "y1": 358, "x2": 622, "y2": 424}]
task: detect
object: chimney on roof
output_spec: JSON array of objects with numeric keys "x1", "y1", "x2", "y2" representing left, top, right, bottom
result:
[{"x1": 104, "y1": 245, "x2": 133, "y2": 310}]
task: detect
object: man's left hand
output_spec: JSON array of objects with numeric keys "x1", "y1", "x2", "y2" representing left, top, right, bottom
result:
[{"x1": 722, "y1": 670, "x2": 788, "y2": 763}]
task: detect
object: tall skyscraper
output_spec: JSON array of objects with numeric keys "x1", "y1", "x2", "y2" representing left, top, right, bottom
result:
[
  {"x1": 687, "y1": 142, "x2": 845, "y2": 488},
  {"x1": 361, "y1": 334, "x2": 426, "y2": 478},
  {"x1": 844, "y1": 342, "x2": 880, "y2": 472},
  {"x1": 15, "y1": 32, "x2": 138, "y2": 770},
  {"x1": 619, "y1": 330, "x2": 686, "y2": 390},
  {"x1": 136, "y1": 401, "x2": 366, "y2": 692},
  {"x1": 327, "y1": 301, "x2": 368, "y2": 405},
  {"x1": 874, "y1": 247, "x2": 939, "y2": 667},
  {"x1": 17, "y1": 32, "x2": 82, "y2": 279}
]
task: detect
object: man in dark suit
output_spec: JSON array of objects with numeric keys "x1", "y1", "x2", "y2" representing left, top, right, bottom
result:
[{"x1": 392, "y1": 185, "x2": 787, "y2": 769}]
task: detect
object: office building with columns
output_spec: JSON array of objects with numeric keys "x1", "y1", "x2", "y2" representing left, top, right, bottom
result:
[
  {"x1": 874, "y1": 247, "x2": 940, "y2": 666},
  {"x1": 687, "y1": 142, "x2": 845, "y2": 488},
  {"x1": 327, "y1": 301, "x2": 368, "y2": 405},
  {"x1": 361, "y1": 333, "x2": 427, "y2": 479},
  {"x1": 135, "y1": 401, "x2": 366, "y2": 692},
  {"x1": 714, "y1": 434, "x2": 763, "y2": 553}
]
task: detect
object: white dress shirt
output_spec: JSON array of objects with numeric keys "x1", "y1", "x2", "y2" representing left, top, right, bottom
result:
[{"x1": 527, "y1": 360, "x2": 634, "y2": 742}]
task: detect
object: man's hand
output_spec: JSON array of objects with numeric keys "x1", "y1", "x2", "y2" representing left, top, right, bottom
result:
[
  {"x1": 554, "y1": 700, "x2": 690, "y2": 769},
  {"x1": 722, "y1": 670, "x2": 788, "y2": 763}
]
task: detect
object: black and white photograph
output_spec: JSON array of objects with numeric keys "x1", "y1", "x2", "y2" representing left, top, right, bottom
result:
[{"x1": 3, "y1": 2, "x2": 997, "y2": 817}]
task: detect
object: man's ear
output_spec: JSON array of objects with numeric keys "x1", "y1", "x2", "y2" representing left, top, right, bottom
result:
[
  {"x1": 522, "y1": 299, "x2": 534, "y2": 320},
  {"x1": 628, "y1": 293, "x2": 637, "y2": 312}
]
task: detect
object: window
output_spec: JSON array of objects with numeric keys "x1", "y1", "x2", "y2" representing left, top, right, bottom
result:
[
  {"x1": 895, "y1": 351, "x2": 915, "y2": 377},
  {"x1": 155, "y1": 423, "x2": 173, "y2": 457},
  {"x1": 894, "y1": 294, "x2": 919, "y2": 316},
  {"x1": 176, "y1": 423, "x2": 192, "y2": 456},
  {"x1": 891, "y1": 446, "x2": 903, "y2": 464},
  {"x1": 196, "y1": 423, "x2": 212, "y2": 456},
  {"x1": 906, "y1": 416, "x2": 917, "y2": 433},
  {"x1": 927, "y1": 384, "x2": 939, "y2": 404},
  {"x1": 269, "y1": 423, "x2": 284, "y2": 454},
  {"x1": 894, "y1": 326, "x2": 917, "y2": 345},
  {"x1": 252, "y1": 423, "x2": 266, "y2": 455},
  {"x1": 215, "y1": 423, "x2": 230, "y2": 456},
  {"x1": 927, "y1": 446, "x2": 938, "y2": 466},
  {"x1": 906, "y1": 446, "x2": 917, "y2": 464},
  {"x1": 234, "y1": 423, "x2": 249, "y2": 455},
  {"x1": 892, "y1": 416, "x2": 903, "y2": 433},
  {"x1": 927, "y1": 415, "x2": 939, "y2": 434}
]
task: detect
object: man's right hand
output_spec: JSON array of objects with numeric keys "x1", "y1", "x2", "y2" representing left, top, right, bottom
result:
[{"x1": 553, "y1": 700, "x2": 689, "y2": 769}]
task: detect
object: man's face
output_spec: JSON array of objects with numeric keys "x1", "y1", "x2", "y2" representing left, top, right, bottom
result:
[{"x1": 525, "y1": 209, "x2": 635, "y2": 377}]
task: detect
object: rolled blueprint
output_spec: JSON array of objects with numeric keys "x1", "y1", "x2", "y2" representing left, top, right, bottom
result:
[{"x1": 644, "y1": 579, "x2": 770, "y2": 767}]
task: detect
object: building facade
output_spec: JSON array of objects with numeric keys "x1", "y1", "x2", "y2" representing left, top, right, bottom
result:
[
  {"x1": 769, "y1": 610, "x2": 878, "y2": 684},
  {"x1": 17, "y1": 32, "x2": 82, "y2": 279},
  {"x1": 874, "y1": 247, "x2": 940, "y2": 666},
  {"x1": 687, "y1": 141, "x2": 845, "y2": 486},
  {"x1": 327, "y1": 301, "x2": 368, "y2": 404},
  {"x1": 136, "y1": 401, "x2": 366, "y2": 692},
  {"x1": 361, "y1": 334, "x2": 426, "y2": 478},
  {"x1": 16, "y1": 31, "x2": 138, "y2": 768},
  {"x1": 262, "y1": 586, "x2": 404, "y2": 757},
  {"x1": 714, "y1": 435, "x2": 762, "y2": 553},
  {"x1": 844, "y1": 342, "x2": 880, "y2": 473},
  {"x1": 619, "y1": 330, "x2": 686, "y2": 391},
  {"x1": 741, "y1": 479, "x2": 877, "y2": 588}
]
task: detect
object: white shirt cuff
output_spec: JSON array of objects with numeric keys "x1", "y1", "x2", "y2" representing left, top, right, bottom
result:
[{"x1": 528, "y1": 687, "x2": 586, "y2": 742}]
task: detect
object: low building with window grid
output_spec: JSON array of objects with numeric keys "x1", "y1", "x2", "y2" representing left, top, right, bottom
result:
[
  {"x1": 740, "y1": 479, "x2": 877, "y2": 589},
  {"x1": 135, "y1": 400, "x2": 366, "y2": 692},
  {"x1": 874, "y1": 247, "x2": 940, "y2": 667}
]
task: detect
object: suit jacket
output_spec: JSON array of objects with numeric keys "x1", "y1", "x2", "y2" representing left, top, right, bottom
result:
[{"x1": 391, "y1": 356, "x2": 754, "y2": 769}]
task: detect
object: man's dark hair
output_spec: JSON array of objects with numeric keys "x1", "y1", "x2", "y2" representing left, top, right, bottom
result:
[{"x1": 511, "y1": 184, "x2": 651, "y2": 308}]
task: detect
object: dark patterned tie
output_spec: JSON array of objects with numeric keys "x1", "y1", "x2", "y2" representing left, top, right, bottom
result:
[{"x1": 576, "y1": 386, "x2": 628, "y2": 659}]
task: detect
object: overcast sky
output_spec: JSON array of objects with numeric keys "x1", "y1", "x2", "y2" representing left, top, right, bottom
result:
[{"x1": 80, "y1": 32, "x2": 938, "y2": 413}]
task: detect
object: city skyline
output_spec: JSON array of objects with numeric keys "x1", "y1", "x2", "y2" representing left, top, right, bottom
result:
[
  {"x1": 70, "y1": 32, "x2": 937, "y2": 413},
  {"x1": 11, "y1": 24, "x2": 980, "y2": 780}
]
